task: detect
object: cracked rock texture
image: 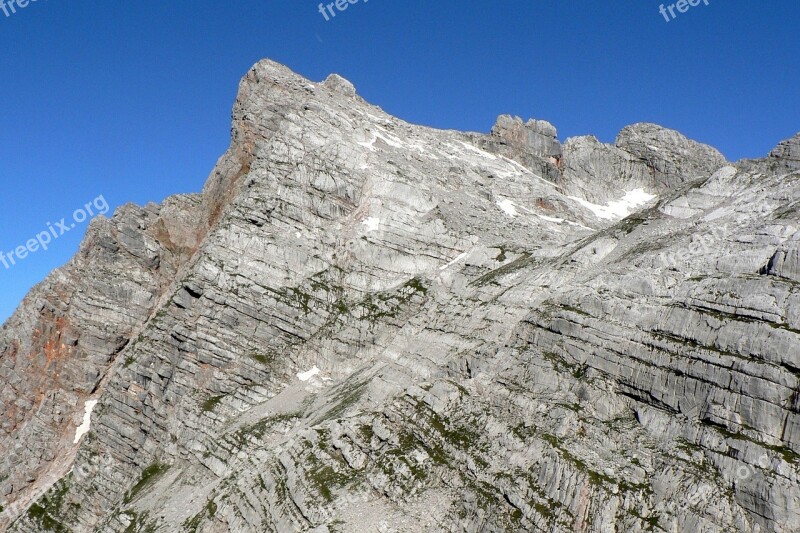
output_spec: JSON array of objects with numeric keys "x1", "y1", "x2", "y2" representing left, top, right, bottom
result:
[{"x1": 1, "y1": 60, "x2": 799, "y2": 533}]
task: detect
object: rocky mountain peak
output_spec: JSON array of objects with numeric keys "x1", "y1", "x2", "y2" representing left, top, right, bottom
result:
[
  {"x1": 770, "y1": 132, "x2": 800, "y2": 169},
  {"x1": 322, "y1": 73, "x2": 358, "y2": 97},
  {"x1": 614, "y1": 122, "x2": 728, "y2": 186},
  {"x1": 489, "y1": 114, "x2": 562, "y2": 158},
  {"x1": 2, "y1": 60, "x2": 799, "y2": 533}
]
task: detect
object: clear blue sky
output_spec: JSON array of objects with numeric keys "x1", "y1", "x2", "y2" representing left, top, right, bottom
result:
[{"x1": 1, "y1": 0, "x2": 798, "y2": 323}]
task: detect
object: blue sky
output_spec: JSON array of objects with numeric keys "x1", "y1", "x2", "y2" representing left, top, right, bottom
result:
[{"x1": 1, "y1": 0, "x2": 798, "y2": 323}]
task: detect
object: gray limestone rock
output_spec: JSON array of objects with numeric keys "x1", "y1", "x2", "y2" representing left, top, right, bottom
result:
[
  {"x1": 770, "y1": 133, "x2": 800, "y2": 170},
  {"x1": 1, "y1": 59, "x2": 799, "y2": 533},
  {"x1": 615, "y1": 122, "x2": 728, "y2": 189},
  {"x1": 490, "y1": 114, "x2": 562, "y2": 158}
]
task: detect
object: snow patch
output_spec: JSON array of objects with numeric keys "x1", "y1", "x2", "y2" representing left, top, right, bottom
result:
[
  {"x1": 496, "y1": 156, "x2": 557, "y2": 188},
  {"x1": 365, "y1": 111, "x2": 389, "y2": 124},
  {"x1": 409, "y1": 141, "x2": 438, "y2": 159},
  {"x1": 362, "y1": 217, "x2": 381, "y2": 232},
  {"x1": 439, "y1": 252, "x2": 468, "y2": 271},
  {"x1": 357, "y1": 134, "x2": 377, "y2": 151},
  {"x1": 297, "y1": 367, "x2": 321, "y2": 382},
  {"x1": 73, "y1": 399, "x2": 98, "y2": 444},
  {"x1": 457, "y1": 141, "x2": 497, "y2": 160},
  {"x1": 375, "y1": 128, "x2": 405, "y2": 148},
  {"x1": 497, "y1": 199, "x2": 517, "y2": 217},
  {"x1": 357, "y1": 129, "x2": 406, "y2": 151},
  {"x1": 569, "y1": 188, "x2": 656, "y2": 220},
  {"x1": 537, "y1": 214, "x2": 565, "y2": 223}
]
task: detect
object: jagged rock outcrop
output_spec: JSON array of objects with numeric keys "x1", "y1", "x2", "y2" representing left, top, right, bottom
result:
[
  {"x1": 0, "y1": 196, "x2": 204, "y2": 529},
  {"x1": 1, "y1": 60, "x2": 798, "y2": 533},
  {"x1": 761, "y1": 243, "x2": 800, "y2": 282},
  {"x1": 615, "y1": 123, "x2": 728, "y2": 188},
  {"x1": 471, "y1": 115, "x2": 563, "y2": 184},
  {"x1": 770, "y1": 133, "x2": 800, "y2": 170},
  {"x1": 556, "y1": 124, "x2": 727, "y2": 205},
  {"x1": 488, "y1": 115, "x2": 562, "y2": 159}
]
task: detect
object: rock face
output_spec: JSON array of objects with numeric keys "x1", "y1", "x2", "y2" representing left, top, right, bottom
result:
[
  {"x1": 0, "y1": 196, "x2": 204, "y2": 529},
  {"x1": 770, "y1": 133, "x2": 800, "y2": 170},
  {"x1": 556, "y1": 124, "x2": 727, "y2": 205},
  {"x1": 615, "y1": 123, "x2": 728, "y2": 188},
  {"x1": 489, "y1": 115, "x2": 562, "y2": 159},
  {"x1": 1, "y1": 59, "x2": 799, "y2": 533}
]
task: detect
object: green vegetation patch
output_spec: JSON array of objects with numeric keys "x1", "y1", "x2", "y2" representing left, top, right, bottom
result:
[
  {"x1": 471, "y1": 253, "x2": 534, "y2": 287},
  {"x1": 317, "y1": 379, "x2": 369, "y2": 423},
  {"x1": 232, "y1": 411, "x2": 302, "y2": 448},
  {"x1": 541, "y1": 433, "x2": 615, "y2": 487},
  {"x1": 124, "y1": 463, "x2": 170, "y2": 504},
  {"x1": 306, "y1": 464, "x2": 355, "y2": 502},
  {"x1": 247, "y1": 351, "x2": 275, "y2": 366},
  {"x1": 24, "y1": 474, "x2": 73, "y2": 532},
  {"x1": 182, "y1": 497, "x2": 218, "y2": 532},
  {"x1": 201, "y1": 394, "x2": 225, "y2": 412},
  {"x1": 26, "y1": 503, "x2": 69, "y2": 533}
]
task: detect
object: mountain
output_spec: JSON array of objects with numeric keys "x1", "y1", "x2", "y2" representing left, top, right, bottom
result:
[{"x1": 1, "y1": 59, "x2": 799, "y2": 533}]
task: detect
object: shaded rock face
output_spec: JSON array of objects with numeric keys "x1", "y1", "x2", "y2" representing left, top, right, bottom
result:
[
  {"x1": 770, "y1": 133, "x2": 800, "y2": 170},
  {"x1": 471, "y1": 115, "x2": 563, "y2": 185},
  {"x1": 1, "y1": 59, "x2": 799, "y2": 533},
  {"x1": 475, "y1": 117, "x2": 728, "y2": 206},
  {"x1": 0, "y1": 196, "x2": 204, "y2": 529},
  {"x1": 489, "y1": 114, "x2": 562, "y2": 159},
  {"x1": 555, "y1": 123, "x2": 728, "y2": 205},
  {"x1": 761, "y1": 243, "x2": 800, "y2": 282},
  {"x1": 559, "y1": 134, "x2": 652, "y2": 204},
  {"x1": 615, "y1": 123, "x2": 728, "y2": 188}
]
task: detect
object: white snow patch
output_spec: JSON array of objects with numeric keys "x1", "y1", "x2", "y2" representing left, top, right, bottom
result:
[
  {"x1": 457, "y1": 141, "x2": 497, "y2": 160},
  {"x1": 375, "y1": 129, "x2": 405, "y2": 148},
  {"x1": 497, "y1": 156, "x2": 558, "y2": 188},
  {"x1": 569, "y1": 188, "x2": 656, "y2": 220},
  {"x1": 365, "y1": 112, "x2": 389, "y2": 124},
  {"x1": 439, "y1": 252, "x2": 468, "y2": 271},
  {"x1": 500, "y1": 156, "x2": 533, "y2": 173},
  {"x1": 537, "y1": 214, "x2": 565, "y2": 223},
  {"x1": 533, "y1": 213, "x2": 593, "y2": 230},
  {"x1": 362, "y1": 217, "x2": 381, "y2": 232},
  {"x1": 357, "y1": 134, "x2": 377, "y2": 151},
  {"x1": 497, "y1": 199, "x2": 517, "y2": 217},
  {"x1": 73, "y1": 399, "x2": 98, "y2": 444},
  {"x1": 409, "y1": 141, "x2": 438, "y2": 159},
  {"x1": 357, "y1": 129, "x2": 405, "y2": 151},
  {"x1": 297, "y1": 367, "x2": 321, "y2": 382}
]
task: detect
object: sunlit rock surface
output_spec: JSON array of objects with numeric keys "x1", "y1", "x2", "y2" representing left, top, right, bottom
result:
[{"x1": 1, "y1": 60, "x2": 799, "y2": 533}]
